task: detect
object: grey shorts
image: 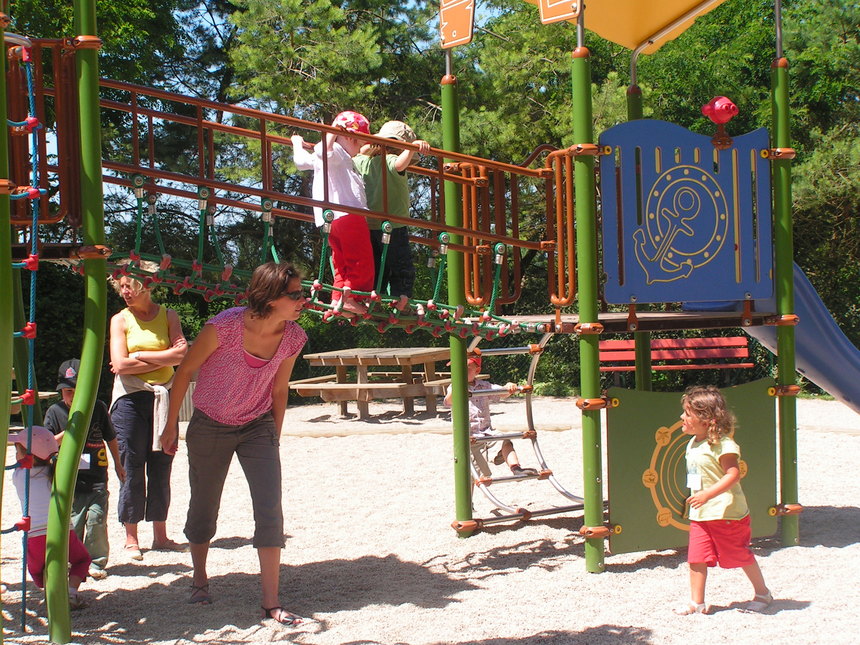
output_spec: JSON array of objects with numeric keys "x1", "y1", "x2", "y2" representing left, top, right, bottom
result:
[{"x1": 183, "y1": 408, "x2": 284, "y2": 548}]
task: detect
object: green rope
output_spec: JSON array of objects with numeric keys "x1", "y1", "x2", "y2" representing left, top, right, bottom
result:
[
  {"x1": 486, "y1": 242, "x2": 507, "y2": 312},
  {"x1": 131, "y1": 174, "x2": 145, "y2": 255},
  {"x1": 374, "y1": 221, "x2": 392, "y2": 295},
  {"x1": 313, "y1": 210, "x2": 335, "y2": 303},
  {"x1": 432, "y1": 232, "x2": 450, "y2": 302}
]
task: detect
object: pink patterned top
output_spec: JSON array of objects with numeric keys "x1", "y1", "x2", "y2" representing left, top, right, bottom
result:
[{"x1": 192, "y1": 307, "x2": 307, "y2": 425}]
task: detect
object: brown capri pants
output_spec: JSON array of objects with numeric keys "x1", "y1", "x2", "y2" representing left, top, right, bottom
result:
[{"x1": 184, "y1": 408, "x2": 285, "y2": 548}]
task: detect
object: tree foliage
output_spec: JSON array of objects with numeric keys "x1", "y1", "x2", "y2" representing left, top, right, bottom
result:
[{"x1": 9, "y1": 0, "x2": 859, "y2": 397}]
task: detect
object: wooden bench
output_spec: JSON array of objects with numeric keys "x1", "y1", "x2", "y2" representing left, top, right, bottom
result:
[
  {"x1": 599, "y1": 336, "x2": 754, "y2": 372},
  {"x1": 423, "y1": 373, "x2": 490, "y2": 396},
  {"x1": 291, "y1": 347, "x2": 452, "y2": 418}
]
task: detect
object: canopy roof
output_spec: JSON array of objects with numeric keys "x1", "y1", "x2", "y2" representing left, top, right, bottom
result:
[{"x1": 522, "y1": 0, "x2": 734, "y2": 54}]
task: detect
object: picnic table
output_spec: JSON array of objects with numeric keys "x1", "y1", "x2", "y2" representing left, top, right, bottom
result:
[{"x1": 290, "y1": 346, "x2": 452, "y2": 419}]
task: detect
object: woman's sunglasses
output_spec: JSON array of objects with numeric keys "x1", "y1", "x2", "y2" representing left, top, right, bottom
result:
[{"x1": 284, "y1": 290, "x2": 305, "y2": 301}]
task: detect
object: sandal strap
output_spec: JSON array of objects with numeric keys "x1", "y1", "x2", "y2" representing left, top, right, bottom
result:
[{"x1": 261, "y1": 606, "x2": 303, "y2": 624}]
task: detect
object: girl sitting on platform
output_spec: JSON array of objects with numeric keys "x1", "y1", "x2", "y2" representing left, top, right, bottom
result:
[{"x1": 444, "y1": 355, "x2": 537, "y2": 476}]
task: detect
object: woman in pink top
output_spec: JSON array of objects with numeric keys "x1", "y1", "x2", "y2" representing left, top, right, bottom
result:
[{"x1": 162, "y1": 262, "x2": 307, "y2": 625}]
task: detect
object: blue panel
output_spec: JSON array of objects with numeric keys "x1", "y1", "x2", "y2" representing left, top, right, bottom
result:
[{"x1": 599, "y1": 120, "x2": 773, "y2": 304}]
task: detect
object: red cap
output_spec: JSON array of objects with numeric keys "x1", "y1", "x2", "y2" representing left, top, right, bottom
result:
[
  {"x1": 332, "y1": 111, "x2": 370, "y2": 135},
  {"x1": 446, "y1": 355, "x2": 482, "y2": 369}
]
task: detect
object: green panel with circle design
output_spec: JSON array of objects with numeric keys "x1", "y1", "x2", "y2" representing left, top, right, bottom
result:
[{"x1": 606, "y1": 378, "x2": 778, "y2": 555}]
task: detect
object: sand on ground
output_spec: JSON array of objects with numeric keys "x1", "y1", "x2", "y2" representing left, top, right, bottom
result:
[{"x1": 2, "y1": 396, "x2": 858, "y2": 645}]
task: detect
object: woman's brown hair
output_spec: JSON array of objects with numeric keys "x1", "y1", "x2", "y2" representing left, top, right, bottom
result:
[{"x1": 245, "y1": 262, "x2": 302, "y2": 318}]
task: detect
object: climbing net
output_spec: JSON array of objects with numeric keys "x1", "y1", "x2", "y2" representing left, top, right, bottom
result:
[
  {"x1": 4, "y1": 31, "x2": 50, "y2": 631},
  {"x1": 106, "y1": 182, "x2": 549, "y2": 342}
]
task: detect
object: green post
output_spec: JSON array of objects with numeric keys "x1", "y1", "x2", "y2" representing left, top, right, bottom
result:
[
  {"x1": 771, "y1": 53, "x2": 799, "y2": 546},
  {"x1": 0, "y1": 5, "x2": 13, "y2": 639},
  {"x1": 573, "y1": 44, "x2": 604, "y2": 572},
  {"x1": 625, "y1": 85, "x2": 652, "y2": 391},
  {"x1": 46, "y1": 1, "x2": 107, "y2": 640},
  {"x1": 441, "y1": 61, "x2": 472, "y2": 535}
]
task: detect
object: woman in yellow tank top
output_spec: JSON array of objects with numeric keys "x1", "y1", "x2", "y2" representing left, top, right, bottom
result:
[{"x1": 109, "y1": 266, "x2": 187, "y2": 560}]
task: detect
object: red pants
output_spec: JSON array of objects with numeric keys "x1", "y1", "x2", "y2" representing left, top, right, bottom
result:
[
  {"x1": 328, "y1": 213, "x2": 374, "y2": 298},
  {"x1": 26, "y1": 530, "x2": 92, "y2": 587}
]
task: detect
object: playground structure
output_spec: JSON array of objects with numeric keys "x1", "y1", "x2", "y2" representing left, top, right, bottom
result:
[{"x1": 4, "y1": 0, "x2": 859, "y2": 642}]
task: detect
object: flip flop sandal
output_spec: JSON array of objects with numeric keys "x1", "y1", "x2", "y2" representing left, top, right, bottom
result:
[
  {"x1": 261, "y1": 606, "x2": 304, "y2": 625},
  {"x1": 188, "y1": 584, "x2": 212, "y2": 605},
  {"x1": 151, "y1": 540, "x2": 189, "y2": 552},
  {"x1": 741, "y1": 591, "x2": 773, "y2": 612},
  {"x1": 124, "y1": 544, "x2": 143, "y2": 561},
  {"x1": 673, "y1": 600, "x2": 707, "y2": 615}
]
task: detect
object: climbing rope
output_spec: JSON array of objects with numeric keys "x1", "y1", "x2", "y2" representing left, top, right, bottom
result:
[{"x1": 4, "y1": 34, "x2": 45, "y2": 631}]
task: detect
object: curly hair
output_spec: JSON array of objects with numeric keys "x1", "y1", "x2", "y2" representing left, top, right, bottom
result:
[
  {"x1": 682, "y1": 385, "x2": 736, "y2": 445},
  {"x1": 246, "y1": 262, "x2": 302, "y2": 318}
]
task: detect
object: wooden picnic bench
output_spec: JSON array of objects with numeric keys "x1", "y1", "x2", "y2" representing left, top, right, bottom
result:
[
  {"x1": 290, "y1": 346, "x2": 451, "y2": 419},
  {"x1": 599, "y1": 335, "x2": 754, "y2": 373}
]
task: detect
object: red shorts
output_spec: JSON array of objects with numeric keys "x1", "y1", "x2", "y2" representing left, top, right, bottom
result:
[
  {"x1": 26, "y1": 530, "x2": 92, "y2": 587},
  {"x1": 687, "y1": 515, "x2": 755, "y2": 569}
]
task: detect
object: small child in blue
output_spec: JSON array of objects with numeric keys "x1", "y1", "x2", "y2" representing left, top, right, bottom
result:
[
  {"x1": 443, "y1": 355, "x2": 537, "y2": 476},
  {"x1": 44, "y1": 359, "x2": 125, "y2": 580},
  {"x1": 675, "y1": 385, "x2": 771, "y2": 615},
  {"x1": 8, "y1": 425, "x2": 91, "y2": 609}
]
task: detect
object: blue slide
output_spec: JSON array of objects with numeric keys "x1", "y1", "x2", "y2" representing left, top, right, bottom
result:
[{"x1": 745, "y1": 264, "x2": 860, "y2": 416}]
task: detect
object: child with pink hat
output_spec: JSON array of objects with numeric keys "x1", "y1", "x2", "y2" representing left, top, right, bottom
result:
[
  {"x1": 8, "y1": 425, "x2": 91, "y2": 609},
  {"x1": 292, "y1": 111, "x2": 375, "y2": 315}
]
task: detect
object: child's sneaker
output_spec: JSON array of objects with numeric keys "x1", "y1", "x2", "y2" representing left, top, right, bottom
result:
[
  {"x1": 492, "y1": 450, "x2": 505, "y2": 466},
  {"x1": 741, "y1": 591, "x2": 772, "y2": 613},
  {"x1": 89, "y1": 568, "x2": 108, "y2": 580},
  {"x1": 511, "y1": 465, "x2": 538, "y2": 476},
  {"x1": 673, "y1": 600, "x2": 707, "y2": 615}
]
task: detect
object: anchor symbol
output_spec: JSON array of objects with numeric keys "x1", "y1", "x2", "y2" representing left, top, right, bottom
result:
[{"x1": 633, "y1": 187, "x2": 701, "y2": 284}]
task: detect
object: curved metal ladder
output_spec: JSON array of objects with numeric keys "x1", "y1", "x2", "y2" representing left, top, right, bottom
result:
[{"x1": 465, "y1": 333, "x2": 585, "y2": 527}]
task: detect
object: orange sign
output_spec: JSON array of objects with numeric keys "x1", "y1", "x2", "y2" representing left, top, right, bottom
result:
[
  {"x1": 537, "y1": 0, "x2": 582, "y2": 25},
  {"x1": 440, "y1": 0, "x2": 475, "y2": 49}
]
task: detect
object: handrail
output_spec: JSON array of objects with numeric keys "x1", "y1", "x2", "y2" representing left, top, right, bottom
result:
[{"x1": 8, "y1": 37, "x2": 579, "y2": 313}]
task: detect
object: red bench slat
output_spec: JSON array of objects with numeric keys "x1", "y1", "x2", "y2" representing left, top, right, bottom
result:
[{"x1": 598, "y1": 336, "x2": 752, "y2": 372}]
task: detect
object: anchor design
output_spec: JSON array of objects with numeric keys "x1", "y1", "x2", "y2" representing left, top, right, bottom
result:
[
  {"x1": 634, "y1": 187, "x2": 700, "y2": 284},
  {"x1": 632, "y1": 166, "x2": 728, "y2": 287}
]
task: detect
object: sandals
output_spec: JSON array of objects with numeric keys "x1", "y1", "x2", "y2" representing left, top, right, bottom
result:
[
  {"x1": 151, "y1": 539, "x2": 189, "y2": 552},
  {"x1": 261, "y1": 606, "x2": 304, "y2": 625},
  {"x1": 492, "y1": 450, "x2": 505, "y2": 466},
  {"x1": 188, "y1": 583, "x2": 212, "y2": 605},
  {"x1": 511, "y1": 465, "x2": 538, "y2": 476},
  {"x1": 673, "y1": 600, "x2": 707, "y2": 615},
  {"x1": 741, "y1": 590, "x2": 773, "y2": 613},
  {"x1": 124, "y1": 544, "x2": 143, "y2": 561}
]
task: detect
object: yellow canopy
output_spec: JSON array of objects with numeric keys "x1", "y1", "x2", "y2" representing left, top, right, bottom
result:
[{"x1": 522, "y1": 0, "x2": 734, "y2": 54}]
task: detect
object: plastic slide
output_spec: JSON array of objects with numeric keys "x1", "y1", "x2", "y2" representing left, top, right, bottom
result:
[
  {"x1": 684, "y1": 264, "x2": 860, "y2": 415},
  {"x1": 745, "y1": 264, "x2": 860, "y2": 415}
]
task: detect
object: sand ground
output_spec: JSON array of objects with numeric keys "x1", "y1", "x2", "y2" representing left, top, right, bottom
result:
[{"x1": 2, "y1": 396, "x2": 858, "y2": 645}]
